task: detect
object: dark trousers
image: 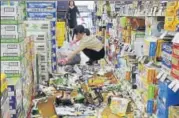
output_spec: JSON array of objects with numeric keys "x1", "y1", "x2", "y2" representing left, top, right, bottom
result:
[{"x1": 83, "y1": 48, "x2": 105, "y2": 61}]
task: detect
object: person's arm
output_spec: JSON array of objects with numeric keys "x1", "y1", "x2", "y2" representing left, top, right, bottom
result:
[
  {"x1": 67, "y1": 44, "x2": 85, "y2": 61},
  {"x1": 76, "y1": 6, "x2": 80, "y2": 16}
]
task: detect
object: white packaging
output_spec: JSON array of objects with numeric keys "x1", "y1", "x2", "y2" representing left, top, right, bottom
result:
[
  {"x1": 1, "y1": 32, "x2": 24, "y2": 44},
  {"x1": 34, "y1": 43, "x2": 48, "y2": 53},
  {"x1": 1, "y1": 97, "x2": 10, "y2": 118},
  {"x1": 1, "y1": 6, "x2": 24, "y2": 21},
  {"x1": 39, "y1": 63, "x2": 48, "y2": 73},
  {"x1": 1, "y1": 6, "x2": 18, "y2": 17},
  {"x1": 7, "y1": 77, "x2": 23, "y2": 113},
  {"x1": 38, "y1": 53, "x2": 48, "y2": 63},
  {"x1": 1, "y1": 61, "x2": 25, "y2": 75},
  {"x1": 26, "y1": 31, "x2": 48, "y2": 43},
  {"x1": 24, "y1": 20, "x2": 51, "y2": 39},
  {"x1": 1, "y1": 43, "x2": 24, "y2": 57},
  {"x1": 39, "y1": 73, "x2": 49, "y2": 83}
]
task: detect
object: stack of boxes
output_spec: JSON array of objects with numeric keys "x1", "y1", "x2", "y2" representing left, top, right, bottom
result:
[
  {"x1": 0, "y1": 1, "x2": 26, "y2": 117},
  {"x1": 171, "y1": 43, "x2": 179, "y2": 79},
  {"x1": 161, "y1": 43, "x2": 173, "y2": 74},
  {"x1": 164, "y1": 1, "x2": 179, "y2": 31},
  {"x1": 26, "y1": 1, "x2": 58, "y2": 73},
  {"x1": 25, "y1": 21, "x2": 51, "y2": 85},
  {"x1": 1, "y1": 74, "x2": 11, "y2": 118}
]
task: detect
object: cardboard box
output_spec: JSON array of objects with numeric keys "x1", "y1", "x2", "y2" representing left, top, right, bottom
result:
[{"x1": 169, "y1": 106, "x2": 179, "y2": 118}]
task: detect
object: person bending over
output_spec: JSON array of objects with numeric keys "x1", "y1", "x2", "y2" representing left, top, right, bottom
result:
[{"x1": 60, "y1": 25, "x2": 105, "y2": 65}]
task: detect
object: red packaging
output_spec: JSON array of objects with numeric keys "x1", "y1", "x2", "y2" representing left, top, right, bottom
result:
[
  {"x1": 172, "y1": 43, "x2": 179, "y2": 57},
  {"x1": 171, "y1": 54, "x2": 179, "y2": 70},
  {"x1": 171, "y1": 68, "x2": 179, "y2": 80}
]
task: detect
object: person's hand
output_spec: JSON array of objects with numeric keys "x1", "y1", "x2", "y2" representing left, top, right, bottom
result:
[{"x1": 58, "y1": 58, "x2": 69, "y2": 65}]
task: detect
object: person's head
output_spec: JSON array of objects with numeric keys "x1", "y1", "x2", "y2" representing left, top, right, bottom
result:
[
  {"x1": 84, "y1": 28, "x2": 90, "y2": 36},
  {"x1": 69, "y1": 1, "x2": 75, "y2": 7},
  {"x1": 73, "y1": 25, "x2": 90, "y2": 40}
]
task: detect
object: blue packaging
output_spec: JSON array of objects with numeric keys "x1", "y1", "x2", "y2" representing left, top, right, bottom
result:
[
  {"x1": 51, "y1": 21, "x2": 56, "y2": 28},
  {"x1": 52, "y1": 56, "x2": 57, "y2": 62},
  {"x1": 147, "y1": 100, "x2": 154, "y2": 115},
  {"x1": 162, "y1": 57, "x2": 171, "y2": 68},
  {"x1": 157, "y1": 98, "x2": 168, "y2": 118},
  {"x1": 51, "y1": 39, "x2": 56, "y2": 45},
  {"x1": 149, "y1": 42, "x2": 157, "y2": 57},
  {"x1": 162, "y1": 43, "x2": 173, "y2": 54},
  {"x1": 27, "y1": 12, "x2": 56, "y2": 21},
  {"x1": 158, "y1": 80, "x2": 179, "y2": 107},
  {"x1": 27, "y1": 2, "x2": 56, "y2": 9},
  {"x1": 51, "y1": 30, "x2": 56, "y2": 36},
  {"x1": 1, "y1": 1, "x2": 19, "y2": 6},
  {"x1": 52, "y1": 48, "x2": 56, "y2": 53}
]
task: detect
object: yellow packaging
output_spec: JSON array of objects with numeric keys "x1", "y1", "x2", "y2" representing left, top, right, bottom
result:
[
  {"x1": 56, "y1": 22, "x2": 65, "y2": 28},
  {"x1": 164, "y1": 16, "x2": 176, "y2": 31},
  {"x1": 174, "y1": 16, "x2": 179, "y2": 31},
  {"x1": 1, "y1": 74, "x2": 7, "y2": 93},
  {"x1": 165, "y1": 1, "x2": 178, "y2": 16},
  {"x1": 167, "y1": 1, "x2": 178, "y2": 9}
]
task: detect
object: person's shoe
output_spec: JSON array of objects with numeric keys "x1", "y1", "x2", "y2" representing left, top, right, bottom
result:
[
  {"x1": 86, "y1": 60, "x2": 93, "y2": 65},
  {"x1": 86, "y1": 60, "x2": 98, "y2": 65}
]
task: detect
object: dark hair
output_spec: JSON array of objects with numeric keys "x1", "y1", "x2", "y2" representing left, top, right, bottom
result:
[
  {"x1": 73, "y1": 25, "x2": 90, "y2": 36},
  {"x1": 84, "y1": 28, "x2": 90, "y2": 36},
  {"x1": 69, "y1": 1, "x2": 75, "y2": 6}
]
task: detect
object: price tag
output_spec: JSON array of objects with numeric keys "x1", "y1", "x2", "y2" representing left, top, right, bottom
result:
[
  {"x1": 157, "y1": 70, "x2": 164, "y2": 79},
  {"x1": 160, "y1": 73, "x2": 168, "y2": 82},
  {"x1": 160, "y1": 31, "x2": 168, "y2": 39},
  {"x1": 172, "y1": 32, "x2": 179, "y2": 43},
  {"x1": 141, "y1": 57, "x2": 146, "y2": 63},
  {"x1": 172, "y1": 80, "x2": 179, "y2": 92},
  {"x1": 138, "y1": 57, "x2": 143, "y2": 62},
  {"x1": 168, "y1": 79, "x2": 177, "y2": 89}
]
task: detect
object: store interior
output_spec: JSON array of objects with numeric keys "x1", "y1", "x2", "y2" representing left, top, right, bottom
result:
[{"x1": 1, "y1": 1, "x2": 179, "y2": 118}]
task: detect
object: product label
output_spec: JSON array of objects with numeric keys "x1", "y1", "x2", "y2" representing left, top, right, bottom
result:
[
  {"x1": 27, "y1": 12, "x2": 56, "y2": 21},
  {"x1": 162, "y1": 43, "x2": 172, "y2": 54},
  {"x1": 27, "y1": 2, "x2": 56, "y2": 9}
]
